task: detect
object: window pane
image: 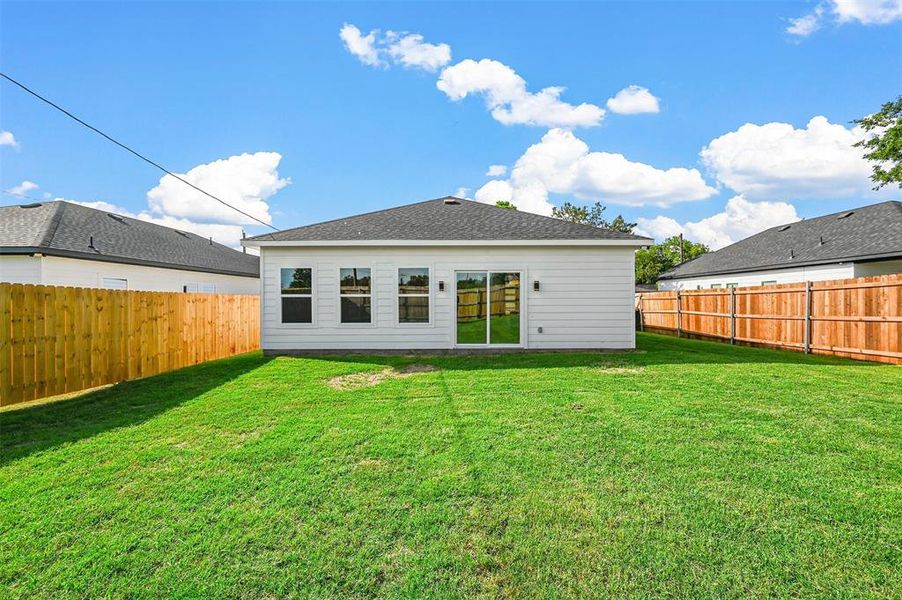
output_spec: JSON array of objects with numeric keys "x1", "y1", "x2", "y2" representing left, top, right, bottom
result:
[
  {"x1": 281, "y1": 268, "x2": 312, "y2": 294},
  {"x1": 282, "y1": 297, "x2": 312, "y2": 323},
  {"x1": 456, "y1": 271, "x2": 487, "y2": 344},
  {"x1": 341, "y1": 296, "x2": 371, "y2": 323},
  {"x1": 399, "y1": 268, "x2": 429, "y2": 294},
  {"x1": 399, "y1": 296, "x2": 429, "y2": 323},
  {"x1": 490, "y1": 272, "x2": 520, "y2": 345},
  {"x1": 340, "y1": 268, "x2": 371, "y2": 294}
]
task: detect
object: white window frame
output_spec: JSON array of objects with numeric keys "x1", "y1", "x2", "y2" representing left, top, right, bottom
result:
[
  {"x1": 761, "y1": 280, "x2": 778, "y2": 286},
  {"x1": 396, "y1": 266, "x2": 433, "y2": 327},
  {"x1": 101, "y1": 277, "x2": 128, "y2": 290},
  {"x1": 710, "y1": 283, "x2": 723, "y2": 289},
  {"x1": 184, "y1": 282, "x2": 216, "y2": 294},
  {"x1": 279, "y1": 266, "x2": 316, "y2": 327},
  {"x1": 338, "y1": 266, "x2": 374, "y2": 327},
  {"x1": 725, "y1": 283, "x2": 738, "y2": 289}
]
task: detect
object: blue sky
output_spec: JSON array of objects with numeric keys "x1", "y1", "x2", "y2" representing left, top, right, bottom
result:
[{"x1": 1, "y1": 1, "x2": 900, "y2": 249}]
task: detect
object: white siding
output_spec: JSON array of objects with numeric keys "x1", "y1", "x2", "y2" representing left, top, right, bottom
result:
[
  {"x1": 0, "y1": 255, "x2": 42, "y2": 284},
  {"x1": 658, "y1": 263, "x2": 856, "y2": 291},
  {"x1": 7, "y1": 255, "x2": 258, "y2": 294},
  {"x1": 853, "y1": 258, "x2": 902, "y2": 277},
  {"x1": 261, "y1": 245, "x2": 636, "y2": 351}
]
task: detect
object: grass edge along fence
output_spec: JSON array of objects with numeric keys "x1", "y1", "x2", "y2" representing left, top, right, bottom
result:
[
  {"x1": 1, "y1": 283, "x2": 260, "y2": 407},
  {"x1": 637, "y1": 273, "x2": 902, "y2": 365}
]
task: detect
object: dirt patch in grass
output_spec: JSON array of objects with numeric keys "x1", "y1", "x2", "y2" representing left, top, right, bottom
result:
[
  {"x1": 593, "y1": 361, "x2": 644, "y2": 375},
  {"x1": 327, "y1": 364, "x2": 439, "y2": 390}
]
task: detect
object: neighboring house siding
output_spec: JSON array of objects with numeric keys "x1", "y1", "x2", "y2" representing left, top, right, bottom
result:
[
  {"x1": 0, "y1": 255, "x2": 42, "y2": 284},
  {"x1": 658, "y1": 263, "x2": 855, "y2": 290},
  {"x1": 1, "y1": 255, "x2": 258, "y2": 294},
  {"x1": 260, "y1": 246, "x2": 636, "y2": 351},
  {"x1": 853, "y1": 258, "x2": 902, "y2": 278}
]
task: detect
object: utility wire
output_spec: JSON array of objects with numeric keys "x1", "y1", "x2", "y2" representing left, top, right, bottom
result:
[{"x1": 0, "y1": 72, "x2": 277, "y2": 231}]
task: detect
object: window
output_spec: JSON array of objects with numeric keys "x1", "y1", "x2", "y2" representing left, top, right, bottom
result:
[
  {"x1": 725, "y1": 283, "x2": 738, "y2": 289},
  {"x1": 281, "y1": 268, "x2": 313, "y2": 323},
  {"x1": 102, "y1": 277, "x2": 128, "y2": 290},
  {"x1": 183, "y1": 283, "x2": 216, "y2": 293},
  {"x1": 398, "y1": 268, "x2": 429, "y2": 324},
  {"x1": 711, "y1": 283, "x2": 723, "y2": 289},
  {"x1": 340, "y1": 268, "x2": 371, "y2": 323},
  {"x1": 761, "y1": 280, "x2": 777, "y2": 286}
]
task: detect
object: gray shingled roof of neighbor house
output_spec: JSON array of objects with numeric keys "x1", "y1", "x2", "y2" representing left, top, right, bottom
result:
[
  {"x1": 658, "y1": 200, "x2": 902, "y2": 281},
  {"x1": 246, "y1": 197, "x2": 652, "y2": 242},
  {"x1": 0, "y1": 201, "x2": 259, "y2": 277}
]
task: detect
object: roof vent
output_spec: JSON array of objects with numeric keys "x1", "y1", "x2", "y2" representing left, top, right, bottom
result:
[
  {"x1": 443, "y1": 197, "x2": 461, "y2": 205},
  {"x1": 777, "y1": 225, "x2": 791, "y2": 232},
  {"x1": 19, "y1": 202, "x2": 41, "y2": 209},
  {"x1": 107, "y1": 213, "x2": 127, "y2": 224},
  {"x1": 838, "y1": 211, "x2": 855, "y2": 219},
  {"x1": 175, "y1": 230, "x2": 190, "y2": 238}
]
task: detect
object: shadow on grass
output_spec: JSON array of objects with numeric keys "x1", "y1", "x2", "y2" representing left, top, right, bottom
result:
[
  {"x1": 0, "y1": 352, "x2": 270, "y2": 467},
  {"x1": 268, "y1": 332, "x2": 883, "y2": 373}
]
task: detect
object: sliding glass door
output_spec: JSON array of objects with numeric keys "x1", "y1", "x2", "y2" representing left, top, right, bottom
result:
[{"x1": 456, "y1": 271, "x2": 521, "y2": 346}]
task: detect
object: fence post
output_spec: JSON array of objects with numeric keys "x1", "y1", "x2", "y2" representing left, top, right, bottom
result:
[
  {"x1": 676, "y1": 290, "x2": 682, "y2": 338},
  {"x1": 804, "y1": 280, "x2": 811, "y2": 354},
  {"x1": 638, "y1": 293, "x2": 644, "y2": 332},
  {"x1": 730, "y1": 287, "x2": 735, "y2": 345}
]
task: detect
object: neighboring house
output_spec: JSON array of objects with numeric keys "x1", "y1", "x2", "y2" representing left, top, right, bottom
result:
[
  {"x1": 657, "y1": 200, "x2": 902, "y2": 290},
  {"x1": 0, "y1": 201, "x2": 259, "y2": 293},
  {"x1": 242, "y1": 196, "x2": 650, "y2": 353}
]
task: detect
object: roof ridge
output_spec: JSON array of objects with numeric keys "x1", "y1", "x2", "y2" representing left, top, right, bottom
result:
[
  {"x1": 36, "y1": 201, "x2": 66, "y2": 247},
  {"x1": 249, "y1": 197, "x2": 450, "y2": 241}
]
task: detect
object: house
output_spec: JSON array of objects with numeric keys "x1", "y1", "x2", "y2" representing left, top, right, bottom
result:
[
  {"x1": 0, "y1": 201, "x2": 259, "y2": 293},
  {"x1": 241, "y1": 196, "x2": 651, "y2": 353},
  {"x1": 657, "y1": 200, "x2": 902, "y2": 290}
]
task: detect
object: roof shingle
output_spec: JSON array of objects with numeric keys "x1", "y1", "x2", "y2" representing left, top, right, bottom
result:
[
  {"x1": 0, "y1": 201, "x2": 259, "y2": 277},
  {"x1": 247, "y1": 197, "x2": 652, "y2": 243},
  {"x1": 658, "y1": 201, "x2": 902, "y2": 280}
]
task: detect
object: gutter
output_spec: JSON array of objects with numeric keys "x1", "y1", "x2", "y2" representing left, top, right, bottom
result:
[
  {"x1": 0, "y1": 247, "x2": 259, "y2": 279},
  {"x1": 656, "y1": 251, "x2": 902, "y2": 281},
  {"x1": 242, "y1": 238, "x2": 652, "y2": 248}
]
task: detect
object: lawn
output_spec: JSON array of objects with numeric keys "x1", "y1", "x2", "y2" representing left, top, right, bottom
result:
[{"x1": 1, "y1": 333, "x2": 899, "y2": 598}]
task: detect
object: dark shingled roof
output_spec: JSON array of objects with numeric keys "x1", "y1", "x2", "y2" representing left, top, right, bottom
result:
[
  {"x1": 0, "y1": 201, "x2": 259, "y2": 278},
  {"x1": 247, "y1": 197, "x2": 652, "y2": 243},
  {"x1": 658, "y1": 200, "x2": 902, "y2": 281}
]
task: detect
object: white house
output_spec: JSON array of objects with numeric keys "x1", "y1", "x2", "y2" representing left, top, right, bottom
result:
[
  {"x1": 0, "y1": 201, "x2": 259, "y2": 293},
  {"x1": 242, "y1": 196, "x2": 651, "y2": 353},
  {"x1": 657, "y1": 200, "x2": 902, "y2": 290}
]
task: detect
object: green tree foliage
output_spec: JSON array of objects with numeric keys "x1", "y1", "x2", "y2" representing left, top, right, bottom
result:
[
  {"x1": 635, "y1": 235, "x2": 709, "y2": 285},
  {"x1": 853, "y1": 96, "x2": 902, "y2": 190},
  {"x1": 495, "y1": 200, "x2": 517, "y2": 210},
  {"x1": 551, "y1": 201, "x2": 637, "y2": 233}
]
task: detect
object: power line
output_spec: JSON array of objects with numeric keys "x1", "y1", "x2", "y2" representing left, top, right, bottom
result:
[{"x1": 0, "y1": 72, "x2": 277, "y2": 231}]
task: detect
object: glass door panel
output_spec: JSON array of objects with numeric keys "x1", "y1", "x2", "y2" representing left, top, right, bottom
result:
[
  {"x1": 489, "y1": 272, "x2": 520, "y2": 345},
  {"x1": 456, "y1": 272, "x2": 488, "y2": 344}
]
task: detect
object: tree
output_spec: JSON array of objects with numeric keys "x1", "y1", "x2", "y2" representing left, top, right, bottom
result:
[
  {"x1": 635, "y1": 235, "x2": 709, "y2": 285},
  {"x1": 551, "y1": 201, "x2": 637, "y2": 233},
  {"x1": 853, "y1": 96, "x2": 902, "y2": 190},
  {"x1": 495, "y1": 200, "x2": 517, "y2": 210}
]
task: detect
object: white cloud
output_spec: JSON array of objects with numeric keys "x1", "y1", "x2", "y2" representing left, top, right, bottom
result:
[
  {"x1": 700, "y1": 116, "x2": 878, "y2": 199},
  {"x1": 486, "y1": 164, "x2": 508, "y2": 177},
  {"x1": 635, "y1": 196, "x2": 801, "y2": 250},
  {"x1": 146, "y1": 151, "x2": 287, "y2": 226},
  {"x1": 5, "y1": 180, "x2": 39, "y2": 196},
  {"x1": 475, "y1": 128, "x2": 717, "y2": 215},
  {"x1": 787, "y1": 5, "x2": 825, "y2": 36},
  {"x1": 0, "y1": 131, "x2": 19, "y2": 149},
  {"x1": 339, "y1": 23, "x2": 384, "y2": 67},
  {"x1": 66, "y1": 199, "x2": 129, "y2": 214},
  {"x1": 387, "y1": 32, "x2": 451, "y2": 71},
  {"x1": 453, "y1": 186, "x2": 471, "y2": 199},
  {"x1": 437, "y1": 59, "x2": 605, "y2": 128},
  {"x1": 787, "y1": 0, "x2": 902, "y2": 36},
  {"x1": 606, "y1": 85, "x2": 661, "y2": 115}
]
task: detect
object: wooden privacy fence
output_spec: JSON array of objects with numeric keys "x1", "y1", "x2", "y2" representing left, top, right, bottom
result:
[
  {"x1": 457, "y1": 283, "x2": 521, "y2": 321},
  {"x1": 0, "y1": 283, "x2": 260, "y2": 407},
  {"x1": 637, "y1": 273, "x2": 902, "y2": 364}
]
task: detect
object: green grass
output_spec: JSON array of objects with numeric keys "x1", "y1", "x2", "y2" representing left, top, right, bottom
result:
[
  {"x1": 1, "y1": 333, "x2": 899, "y2": 598},
  {"x1": 456, "y1": 314, "x2": 520, "y2": 344}
]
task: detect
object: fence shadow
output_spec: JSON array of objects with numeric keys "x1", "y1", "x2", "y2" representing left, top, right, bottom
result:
[{"x1": 0, "y1": 352, "x2": 269, "y2": 467}]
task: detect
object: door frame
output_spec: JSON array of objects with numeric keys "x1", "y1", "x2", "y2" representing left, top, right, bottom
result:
[{"x1": 453, "y1": 268, "x2": 527, "y2": 349}]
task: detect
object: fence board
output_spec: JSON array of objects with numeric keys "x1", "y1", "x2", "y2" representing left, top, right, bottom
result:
[
  {"x1": 637, "y1": 274, "x2": 902, "y2": 364},
  {"x1": 0, "y1": 284, "x2": 260, "y2": 407}
]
